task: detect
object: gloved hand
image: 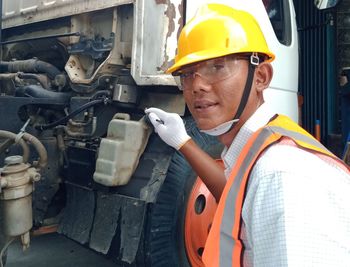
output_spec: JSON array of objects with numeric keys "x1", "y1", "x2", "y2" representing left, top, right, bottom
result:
[{"x1": 145, "y1": 107, "x2": 191, "y2": 150}]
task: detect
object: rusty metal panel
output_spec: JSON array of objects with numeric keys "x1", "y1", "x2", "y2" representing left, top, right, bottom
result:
[
  {"x1": 2, "y1": 0, "x2": 133, "y2": 29},
  {"x1": 131, "y1": 0, "x2": 183, "y2": 86}
]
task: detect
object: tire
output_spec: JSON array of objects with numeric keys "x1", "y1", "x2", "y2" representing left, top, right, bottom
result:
[{"x1": 145, "y1": 117, "x2": 223, "y2": 266}]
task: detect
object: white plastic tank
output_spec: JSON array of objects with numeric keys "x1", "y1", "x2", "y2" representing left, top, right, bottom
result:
[{"x1": 93, "y1": 114, "x2": 151, "y2": 186}]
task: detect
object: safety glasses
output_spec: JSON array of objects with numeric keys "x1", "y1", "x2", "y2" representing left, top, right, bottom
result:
[{"x1": 173, "y1": 55, "x2": 249, "y2": 91}]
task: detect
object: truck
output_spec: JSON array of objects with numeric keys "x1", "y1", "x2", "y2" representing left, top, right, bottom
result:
[{"x1": 0, "y1": 0, "x2": 340, "y2": 266}]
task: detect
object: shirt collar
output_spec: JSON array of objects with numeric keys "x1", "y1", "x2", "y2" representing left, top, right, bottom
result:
[{"x1": 221, "y1": 102, "x2": 276, "y2": 177}]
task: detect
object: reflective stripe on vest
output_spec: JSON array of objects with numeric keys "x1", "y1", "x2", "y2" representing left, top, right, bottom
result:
[{"x1": 202, "y1": 114, "x2": 350, "y2": 267}]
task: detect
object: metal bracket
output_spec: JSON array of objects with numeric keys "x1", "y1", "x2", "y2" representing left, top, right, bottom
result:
[
  {"x1": 250, "y1": 52, "x2": 260, "y2": 66},
  {"x1": 67, "y1": 33, "x2": 115, "y2": 60}
]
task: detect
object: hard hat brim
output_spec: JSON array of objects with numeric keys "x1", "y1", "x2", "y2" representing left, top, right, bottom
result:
[{"x1": 167, "y1": 50, "x2": 275, "y2": 74}]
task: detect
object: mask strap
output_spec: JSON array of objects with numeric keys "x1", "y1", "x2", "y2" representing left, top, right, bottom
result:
[
  {"x1": 200, "y1": 53, "x2": 260, "y2": 136},
  {"x1": 224, "y1": 53, "x2": 259, "y2": 132}
]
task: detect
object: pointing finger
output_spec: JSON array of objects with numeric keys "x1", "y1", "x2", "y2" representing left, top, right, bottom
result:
[{"x1": 145, "y1": 107, "x2": 169, "y2": 118}]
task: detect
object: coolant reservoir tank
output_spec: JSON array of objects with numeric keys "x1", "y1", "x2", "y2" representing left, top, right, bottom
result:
[{"x1": 93, "y1": 113, "x2": 151, "y2": 186}]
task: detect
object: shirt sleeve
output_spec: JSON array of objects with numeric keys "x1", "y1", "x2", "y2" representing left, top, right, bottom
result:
[{"x1": 241, "y1": 145, "x2": 350, "y2": 267}]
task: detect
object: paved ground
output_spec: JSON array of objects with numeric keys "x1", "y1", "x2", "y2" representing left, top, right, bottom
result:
[{"x1": 6, "y1": 233, "x2": 118, "y2": 267}]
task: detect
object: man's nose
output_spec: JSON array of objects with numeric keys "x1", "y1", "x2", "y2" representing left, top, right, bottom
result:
[{"x1": 191, "y1": 73, "x2": 211, "y2": 93}]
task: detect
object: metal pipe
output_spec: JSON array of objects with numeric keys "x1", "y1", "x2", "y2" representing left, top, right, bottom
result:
[
  {"x1": 0, "y1": 32, "x2": 80, "y2": 45},
  {"x1": 17, "y1": 73, "x2": 49, "y2": 89},
  {"x1": 0, "y1": 73, "x2": 17, "y2": 79}
]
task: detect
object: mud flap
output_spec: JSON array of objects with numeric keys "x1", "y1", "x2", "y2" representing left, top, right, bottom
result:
[
  {"x1": 90, "y1": 192, "x2": 145, "y2": 264},
  {"x1": 58, "y1": 185, "x2": 95, "y2": 244},
  {"x1": 58, "y1": 185, "x2": 146, "y2": 264}
]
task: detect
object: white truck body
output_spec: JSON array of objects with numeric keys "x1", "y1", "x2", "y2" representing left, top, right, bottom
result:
[
  {"x1": 3, "y1": 0, "x2": 299, "y2": 120},
  {"x1": 0, "y1": 0, "x2": 299, "y2": 265}
]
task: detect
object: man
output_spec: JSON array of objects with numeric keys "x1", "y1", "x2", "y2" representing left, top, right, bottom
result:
[{"x1": 146, "y1": 3, "x2": 350, "y2": 267}]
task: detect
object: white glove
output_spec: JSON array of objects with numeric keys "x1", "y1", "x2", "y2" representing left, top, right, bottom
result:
[{"x1": 145, "y1": 107, "x2": 191, "y2": 150}]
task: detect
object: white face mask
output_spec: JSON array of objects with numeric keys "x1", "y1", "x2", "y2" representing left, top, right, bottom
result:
[{"x1": 200, "y1": 119, "x2": 239, "y2": 136}]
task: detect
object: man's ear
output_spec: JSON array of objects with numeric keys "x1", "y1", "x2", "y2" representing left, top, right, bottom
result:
[{"x1": 254, "y1": 62, "x2": 273, "y2": 92}]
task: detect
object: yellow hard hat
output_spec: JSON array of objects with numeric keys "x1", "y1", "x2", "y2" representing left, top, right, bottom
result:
[{"x1": 167, "y1": 3, "x2": 275, "y2": 74}]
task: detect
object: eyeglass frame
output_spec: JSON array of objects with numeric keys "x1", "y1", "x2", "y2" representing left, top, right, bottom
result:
[{"x1": 172, "y1": 53, "x2": 262, "y2": 91}]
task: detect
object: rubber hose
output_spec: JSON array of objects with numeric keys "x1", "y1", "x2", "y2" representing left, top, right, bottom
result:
[
  {"x1": 90, "y1": 90, "x2": 111, "y2": 100},
  {"x1": 36, "y1": 98, "x2": 106, "y2": 130},
  {"x1": 15, "y1": 85, "x2": 71, "y2": 102},
  {"x1": 22, "y1": 133, "x2": 48, "y2": 169},
  {"x1": 0, "y1": 59, "x2": 60, "y2": 80},
  {"x1": 0, "y1": 131, "x2": 30, "y2": 163}
]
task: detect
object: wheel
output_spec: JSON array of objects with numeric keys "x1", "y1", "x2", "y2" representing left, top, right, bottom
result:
[
  {"x1": 183, "y1": 160, "x2": 223, "y2": 267},
  {"x1": 145, "y1": 117, "x2": 223, "y2": 266}
]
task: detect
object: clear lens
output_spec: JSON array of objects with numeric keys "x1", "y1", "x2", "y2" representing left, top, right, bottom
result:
[
  {"x1": 173, "y1": 76, "x2": 183, "y2": 91},
  {"x1": 174, "y1": 56, "x2": 247, "y2": 90}
]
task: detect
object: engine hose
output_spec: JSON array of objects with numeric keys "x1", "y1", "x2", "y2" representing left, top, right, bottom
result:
[
  {"x1": 0, "y1": 59, "x2": 60, "y2": 80},
  {"x1": 15, "y1": 85, "x2": 71, "y2": 102},
  {"x1": 21, "y1": 133, "x2": 48, "y2": 169},
  {"x1": 90, "y1": 90, "x2": 111, "y2": 100},
  {"x1": 0, "y1": 131, "x2": 47, "y2": 169},
  {"x1": 0, "y1": 131, "x2": 30, "y2": 163},
  {"x1": 35, "y1": 98, "x2": 109, "y2": 131}
]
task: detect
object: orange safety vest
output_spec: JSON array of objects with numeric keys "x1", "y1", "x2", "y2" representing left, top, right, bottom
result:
[{"x1": 202, "y1": 114, "x2": 350, "y2": 267}]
